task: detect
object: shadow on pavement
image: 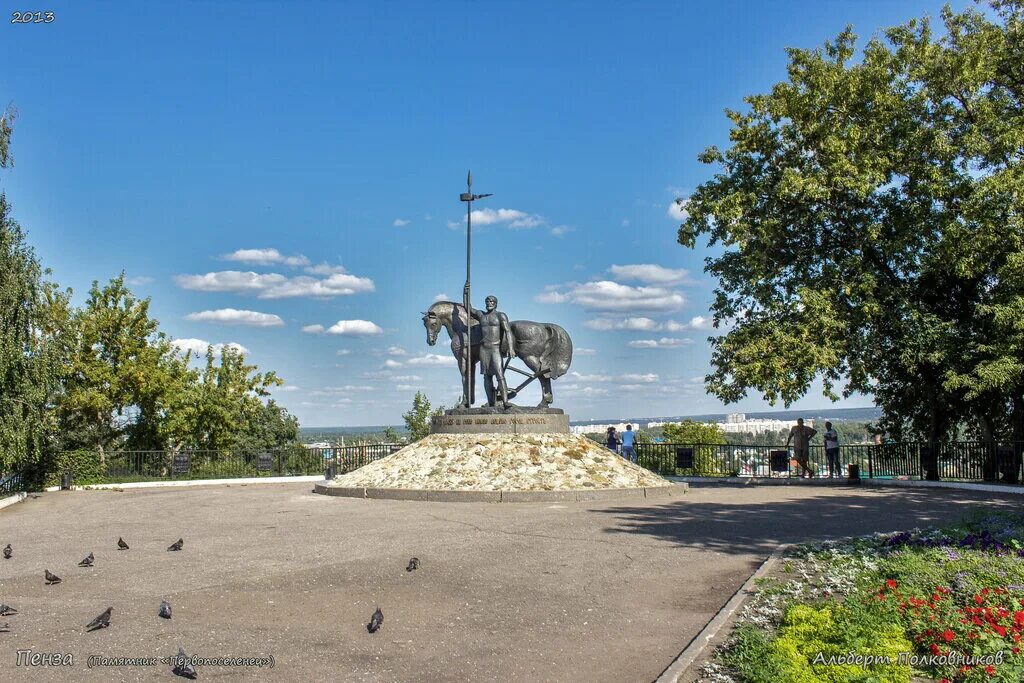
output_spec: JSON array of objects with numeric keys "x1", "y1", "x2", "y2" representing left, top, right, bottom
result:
[{"x1": 597, "y1": 486, "x2": 1020, "y2": 556}]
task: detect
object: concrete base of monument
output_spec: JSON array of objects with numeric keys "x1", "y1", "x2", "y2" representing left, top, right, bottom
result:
[
  {"x1": 314, "y1": 432, "x2": 677, "y2": 502},
  {"x1": 431, "y1": 405, "x2": 569, "y2": 435}
]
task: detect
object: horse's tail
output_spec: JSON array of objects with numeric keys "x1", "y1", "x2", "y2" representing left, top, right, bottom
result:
[{"x1": 542, "y1": 324, "x2": 572, "y2": 379}]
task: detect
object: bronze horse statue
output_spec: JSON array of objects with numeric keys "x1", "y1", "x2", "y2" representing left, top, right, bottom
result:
[{"x1": 421, "y1": 301, "x2": 572, "y2": 407}]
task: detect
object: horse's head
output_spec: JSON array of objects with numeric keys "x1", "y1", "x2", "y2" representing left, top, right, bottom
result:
[{"x1": 422, "y1": 309, "x2": 440, "y2": 346}]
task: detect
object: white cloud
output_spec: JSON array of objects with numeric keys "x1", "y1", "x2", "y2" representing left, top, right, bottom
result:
[
  {"x1": 185, "y1": 308, "x2": 284, "y2": 327},
  {"x1": 393, "y1": 218, "x2": 410, "y2": 227},
  {"x1": 336, "y1": 349, "x2": 352, "y2": 356},
  {"x1": 550, "y1": 225, "x2": 574, "y2": 237},
  {"x1": 223, "y1": 248, "x2": 309, "y2": 267},
  {"x1": 667, "y1": 198, "x2": 689, "y2": 221},
  {"x1": 406, "y1": 353, "x2": 457, "y2": 367},
  {"x1": 126, "y1": 276, "x2": 153, "y2": 286},
  {"x1": 536, "y1": 281, "x2": 685, "y2": 313},
  {"x1": 302, "y1": 324, "x2": 326, "y2": 334},
  {"x1": 387, "y1": 346, "x2": 407, "y2": 356},
  {"x1": 569, "y1": 371, "x2": 659, "y2": 383},
  {"x1": 277, "y1": 385, "x2": 300, "y2": 392},
  {"x1": 326, "y1": 320, "x2": 384, "y2": 336},
  {"x1": 394, "y1": 384, "x2": 421, "y2": 391},
  {"x1": 608, "y1": 264, "x2": 692, "y2": 285},
  {"x1": 433, "y1": 293, "x2": 449, "y2": 302},
  {"x1": 174, "y1": 270, "x2": 374, "y2": 299},
  {"x1": 627, "y1": 337, "x2": 693, "y2": 349},
  {"x1": 687, "y1": 315, "x2": 714, "y2": 330},
  {"x1": 575, "y1": 348, "x2": 597, "y2": 356},
  {"x1": 170, "y1": 338, "x2": 250, "y2": 358},
  {"x1": 303, "y1": 263, "x2": 349, "y2": 276},
  {"x1": 449, "y1": 208, "x2": 544, "y2": 230},
  {"x1": 383, "y1": 359, "x2": 404, "y2": 369},
  {"x1": 584, "y1": 317, "x2": 660, "y2": 331},
  {"x1": 390, "y1": 374, "x2": 422, "y2": 382}
]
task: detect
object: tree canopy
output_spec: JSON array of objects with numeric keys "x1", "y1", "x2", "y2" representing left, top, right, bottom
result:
[{"x1": 679, "y1": 0, "x2": 1024, "y2": 443}]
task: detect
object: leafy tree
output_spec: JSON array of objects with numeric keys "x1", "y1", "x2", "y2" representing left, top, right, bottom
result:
[
  {"x1": 233, "y1": 399, "x2": 300, "y2": 453},
  {"x1": 661, "y1": 420, "x2": 727, "y2": 445},
  {"x1": 402, "y1": 391, "x2": 443, "y2": 442},
  {"x1": 678, "y1": 1, "x2": 1024, "y2": 444},
  {"x1": 57, "y1": 274, "x2": 193, "y2": 452},
  {"x1": 381, "y1": 426, "x2": 402, "y2": 444},
  {"x1": 0, "y1": 107, "x2": 65, "y2": 480}
]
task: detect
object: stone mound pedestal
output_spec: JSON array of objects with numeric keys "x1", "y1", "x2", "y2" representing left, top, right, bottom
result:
[{"x1": 313, "y1": 432, "x2": 679, "y2": 503}]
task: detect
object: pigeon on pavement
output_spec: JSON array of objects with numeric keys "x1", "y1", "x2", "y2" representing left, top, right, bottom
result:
[
  {"x1": 406, "y1": 557, "x2": 419, "y2": 572},
  {"x1": 159, "y1": 601, "x2": 172, "y2": 619},
  {"x1": 117, "y1": 537, "x2": 129, "y2": 550},
  {"x1": 85, "y1": 607, "x2": 112, "y2": 631},
  {"x1": 2, "y1": 544, "x2": 10, "y2": 559},
  {"x1": 0, "y1": 604, "x2": 16, "y2": 616},
  {"x1": 367, "y1": 607, "x2": 384, "y2": 633},
  {"x1": 78, "y1": 552, "x2": 94, "y2": 567},
  {"x1": 171, "y1": 646, "x2": 197, "y2": 679},
  {"x1": 44, "y1": 569, "x2": 62, "y2": 585},
  {"x1": 167, "y1": 538, "x2": 184, "y2": 552}
]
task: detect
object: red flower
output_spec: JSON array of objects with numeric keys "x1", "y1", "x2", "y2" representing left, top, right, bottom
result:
[
  {"x1": 993, "y1": 625, "x2": 1007, "y2": 637},
  {"x1": 976, "y1": 595, "x2": 985, "y2": 604},
  {"x1": 930, "y1": 644, "x2": 942, "y2": 655},
  {"x1": 886, "y1": 579, "x2": 898, "y2": 590},
  {"x1": 985, "y1": 664, "x2": 995, "y2": 675},
  {"x1": 942, "y1": 629, "x2": 955, "y2": 642}
]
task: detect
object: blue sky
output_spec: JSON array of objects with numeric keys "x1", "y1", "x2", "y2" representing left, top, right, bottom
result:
[{"x1": 1, "y1": 0, "x2": 971, "y2": 426}]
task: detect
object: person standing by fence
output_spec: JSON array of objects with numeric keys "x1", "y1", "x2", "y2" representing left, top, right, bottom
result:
[
  {"x1": 621, "y1": 424, "x2": 637, "y2": 463},
  {"x1": 786, "y1": 418, "x2": 817, "y2": 478},
  {"x1": 824, "y1": 421, "x2": 840, "y2": 478},
  {"x1": 606, "y1": 427, "x2": 620, "y2": 453}
]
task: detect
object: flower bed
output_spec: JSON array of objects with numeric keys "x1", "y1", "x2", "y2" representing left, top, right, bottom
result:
[{"x1": 700, "y1": 510, "x2": 1024, "y2": 683}]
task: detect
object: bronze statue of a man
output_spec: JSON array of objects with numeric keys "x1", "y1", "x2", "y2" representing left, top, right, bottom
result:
[{"x1": 464, "y1": 286, "x2": 514, "y2": 408}]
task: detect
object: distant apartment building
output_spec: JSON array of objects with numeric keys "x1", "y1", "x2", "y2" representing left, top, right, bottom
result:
[
  {"x1": 647, "y1": 413, "x2": 811, "y2": 435},
  {"x1": 569, "y1": 423, "x2": 634, "y2": 436}
]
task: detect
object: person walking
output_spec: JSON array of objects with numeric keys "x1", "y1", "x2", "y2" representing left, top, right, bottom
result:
[
  {"x1": 785, "y1": 418, "x2": 817, "y2": 478},
  {"x1": 824, "y1": 421, "x2": 841, "y2": 478},
  {"x1": 621, "y1": 424, "x2": 637, "y2": 463},
  {"x1": 606, "y1": 427, "x2": 620, "y2": 453}
]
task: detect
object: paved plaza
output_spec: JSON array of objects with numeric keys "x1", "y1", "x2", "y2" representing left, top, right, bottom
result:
[{"x1": 0, "y1": 482, "x2": 1019, "y2": 682}]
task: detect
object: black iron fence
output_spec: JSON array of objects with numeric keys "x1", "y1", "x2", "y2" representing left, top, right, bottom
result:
[
  {"x1": 632, "y1": 441, "x2": 1024, "y2": 484},
  {"x1": 14, "y1": 443, "x2": 406, "y2": 487}
]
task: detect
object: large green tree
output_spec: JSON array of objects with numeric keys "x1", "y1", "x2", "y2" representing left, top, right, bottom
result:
[
  {"x1": 679, "y1": 1, "x2": 1024, "y2": 443},
  {"x1": 402, "y1": 391, "x2": 443, "y2": 443},
  {"x1": 0, "y1": 108, "x2": 64, "y2": 478}
]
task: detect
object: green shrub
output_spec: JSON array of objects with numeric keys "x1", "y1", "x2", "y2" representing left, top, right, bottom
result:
[{"x1": 44, "y1": 449, "x2": 106, "y2": 486}]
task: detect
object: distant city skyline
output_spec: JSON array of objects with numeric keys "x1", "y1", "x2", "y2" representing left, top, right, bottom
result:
[{"x1": 1, "y1": 1, "x2": 964, "y2": 425}]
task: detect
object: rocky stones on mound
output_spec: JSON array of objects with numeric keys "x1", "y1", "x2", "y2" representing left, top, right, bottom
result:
[{"x1": 327, "y1": 433, "x2": 670, "y2": 492}]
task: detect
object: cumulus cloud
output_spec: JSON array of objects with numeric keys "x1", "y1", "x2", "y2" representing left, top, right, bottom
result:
[
  {"x1": 174, "y1": 270, "x2": 374, "y2": 299},
  {"x1": 223, "y1": 248, "x2": 310, "y2": 267},
  {"x1": 627, "y1": 337, "x2": 693, "y2": 349},
  {"x1": 387, "y1": 346, "x2": 407, "y2": 356},
  {"x1": 170, "y1": 338, "x2": 250, "y2": 357},
  {"x1": 393, "y1": 218, "x2": 411, "y2": 227},
  {"x1": 667, "y1": 198, "x2": 689, "y2": 221},
  {"x1": 382, "y1": 359, "x2": 404, "y2": 369},
  {"x1": 568, "y1": 371, "x2": 658, "y2": 383},
  {"x1": 315, "y1": 320, "x2": 385, "y2": 336},
  {"x1": 550, "y1": 225, "x2": 574, "y2": 237},
  {"x1": 536, "y1": 281, "x2": 685, "y2": 312},
  {"x1": 608, "y1": 264, "x2": 692, "y2": 285},
  {"x1": 584, "y1": 317, "x2": 661, "y2": 331},
  {"x1": 433, "y1": 293, "x2": 449, "y2": 302},
  {"x1": 406, "y1": 353, "x2": 457, "y2": 367},
  {"x1": 303, "y1": 263, "x2": 349, "y2": 276},
  {"x1": 302, "y1": 324, "x2": 325, "y2": 334},
  {"x1": 185, "y1": 308, "x2": 284, "y2": 327},
  {"x1": 448, "y1": 208, "x2": 544, "y2": 230},
  {"x1": 394, "y1": 384, "x2": 421, "y2": 391},
  {"x1": 126, "y1": 276, "x2": 153, "y2": 286},
  {"x1": 390, "y1": 374, "x2": 422, "y2": 382}
]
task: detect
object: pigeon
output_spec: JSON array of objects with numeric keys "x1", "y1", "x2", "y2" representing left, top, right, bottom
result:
[
  {"x1": 171, "y1": 646, "x2": 197, "y2": 679},
  {"x1": 2, "y1": 544, "x2": 10, "y2": 559},
  {"x1": 78, "y1": 552, "x2": 94, "y2": 567},
  {"x1": 167, "y1": 538, "x2": 184, "y2": 552},
  {"x1": 85, "y1": 607, "x2": 112, "y2": 631},
  {"x1": 367, "y1": 607, "x2": 384, "y2": 633},
  {"x1": 0, "y1": 604, "x2": 16, "y2": 616},
  {"x1": 117, "y1": 537, "x2": 129, "y2": 550},
  {"x1": 159, "y1": 600, "x2": 172, "y2": 619},
  {"x1": 44, "y1": 569, "x2": 62, "y2": 585},
  {"x1": 0, "y1": 623, "x2": 9, "y2": 633},
  {"x1": 406, "y1": 557, "x2": 419, "y2": 572}
]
